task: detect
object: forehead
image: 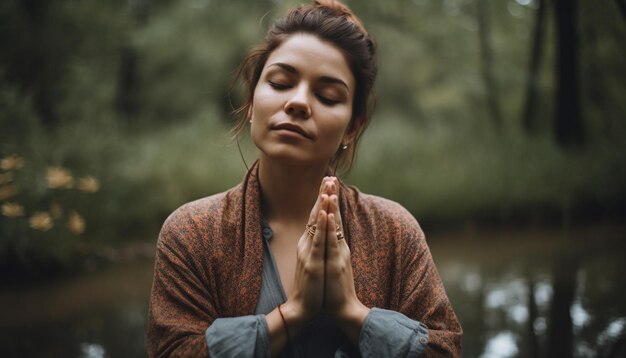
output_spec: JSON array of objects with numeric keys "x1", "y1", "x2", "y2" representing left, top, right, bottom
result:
[{"x1": 264, "y1": 34, "x2": 355, "y2": 89}]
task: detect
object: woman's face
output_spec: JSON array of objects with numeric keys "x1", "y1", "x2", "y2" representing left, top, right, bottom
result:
[{"x1": 250, "y1": 33, "x2": 355, "y2": 169}]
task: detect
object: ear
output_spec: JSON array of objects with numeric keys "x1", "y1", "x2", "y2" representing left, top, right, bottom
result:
[{"x1": 342, "y1": 115, "x2": 365, "y2": 145}]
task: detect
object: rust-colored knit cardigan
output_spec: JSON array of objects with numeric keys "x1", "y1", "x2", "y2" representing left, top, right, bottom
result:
[{"x1": 147, "y1": 164, "x2": 462, "y2": 357}]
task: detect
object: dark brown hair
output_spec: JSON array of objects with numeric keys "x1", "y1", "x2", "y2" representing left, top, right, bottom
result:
[{"x1": 231, "y1": 0, "x2": 377, "y2": 174}]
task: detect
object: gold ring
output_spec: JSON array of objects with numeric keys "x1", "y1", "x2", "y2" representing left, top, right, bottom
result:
[
  {"x1": 306, "y1": 224, "x2": 316, "y2": 238},
  {"x1": 336, "y1": 225, "x2": 344, "y2": 241}
]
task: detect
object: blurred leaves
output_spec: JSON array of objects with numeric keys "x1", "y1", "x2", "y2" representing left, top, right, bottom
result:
[
  {"x1": 29, "y1": 211, "x2": 53, "y2": 232},
  {"x1": 1, "y1": 202, "x2": 24, "y2": 218},
  {"x1": 46, "y1": 167, "x2": 74, "y2": 189},
  {"x1": 0, "y1": 152, "x2": 99, "y2": 272}
]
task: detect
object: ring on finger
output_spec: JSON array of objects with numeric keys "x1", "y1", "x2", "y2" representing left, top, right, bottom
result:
[
  {"x1": 335, "y1": 225, "x2": 345, "y2": 241},
  {"x1": 306, "y1": 224, "x2": 317, "y2": 239}
]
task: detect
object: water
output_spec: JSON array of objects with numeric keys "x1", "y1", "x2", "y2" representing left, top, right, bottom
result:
[
  {"x1": 0, "y1": 261, "x2": 153, "y2": 358},
  {"x1": 434, "y1": 224, "x2": 626, "y2": 357},
  {"x1": 1, "y1": 225, "x2": 625, "y2": 357}
]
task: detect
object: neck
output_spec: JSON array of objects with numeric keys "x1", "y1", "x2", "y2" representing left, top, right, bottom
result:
[{"x1": 258, "y1": 156, "x2": 328, "y2": 223}]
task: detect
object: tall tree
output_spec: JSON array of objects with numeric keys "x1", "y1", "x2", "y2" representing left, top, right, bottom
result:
[
  {"x1": 476, "y1": 0, "x2": 503, "y2": 131},
  {"x1": 521, "y1": 0, "x2": 546, "y2": 134},
  {"x1": 616, "y1": 0, "x2": 626, "y2": 21},
  {"x1": 554, "y1": 0, "x2": 584, "y2": 147},
  {"x1": 547, "y1": 256, "x2": 577, "y2": 358},
  {"x1": 116, "y1": 0, "x2": 150, "y2": 120},
  {"x1": 525, "y1": 267, "x2": 540, "y2": 358}
]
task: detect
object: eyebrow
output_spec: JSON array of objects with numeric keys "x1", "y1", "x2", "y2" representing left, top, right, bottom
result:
[{"x1": 268, "y1": 62, "x2": 350, "y2": 91}]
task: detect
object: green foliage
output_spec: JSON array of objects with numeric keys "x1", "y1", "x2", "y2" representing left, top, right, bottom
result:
[
  {"x1": 349, "y1": 113, "x2": 626, "y2": 224},
  {"x1": 1, "y1": 0, "x2": 625, "y2": 273}
]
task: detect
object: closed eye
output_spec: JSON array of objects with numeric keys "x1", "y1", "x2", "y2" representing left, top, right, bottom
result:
[
  {"x1": 268, "y1": 81, "x2": 291, "y2": 90},
  {"x1": 316, "y1": 94, "x2": 340, "y2": 106}
]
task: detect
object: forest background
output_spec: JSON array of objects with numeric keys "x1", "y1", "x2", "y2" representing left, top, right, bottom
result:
[{"x1": 1, "y1": 0, "x2": 625, "y2": 278}]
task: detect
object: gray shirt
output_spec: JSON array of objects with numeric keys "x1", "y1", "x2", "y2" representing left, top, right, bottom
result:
[{"x1": 205, "y1": 221, "x2": 429, "y2": 357}]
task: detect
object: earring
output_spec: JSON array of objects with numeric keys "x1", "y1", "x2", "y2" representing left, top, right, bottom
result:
[{"x1": 340, "y1": 144, "x2": 348, "y2": 150}]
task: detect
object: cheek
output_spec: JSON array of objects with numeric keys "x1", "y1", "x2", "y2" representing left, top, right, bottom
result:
[
  {"x1": 251, "y1": 86, "x2": 281, "y2": 117},
  {"x1": 323, "y1": 109, "x2": 352, "y2": 139}
]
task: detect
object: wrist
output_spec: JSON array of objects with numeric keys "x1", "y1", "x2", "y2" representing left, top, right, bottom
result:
[
  {"x1": 338, "y1": 299, "x2": 370, "y2": 327},
  {"x1": 331, "y1": 299, "x2": 370, "y2": 346},
  {"x1": 280, "y1": 299, "x2": 309, "y2": 335}
]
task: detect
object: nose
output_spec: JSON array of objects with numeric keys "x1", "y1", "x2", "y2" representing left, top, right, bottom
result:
[{"x1": 284, "y1": 85, "x2": 311, "y2": 119}]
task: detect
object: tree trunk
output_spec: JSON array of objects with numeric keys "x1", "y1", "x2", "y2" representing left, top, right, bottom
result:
[
  {"x1": 476, "y1": 0, "x2": 503, "y2": 131},
  {"x1": 526, "y1": 267, "x2": 540, "y2": 358},
  {"x1": 116, "y1": 0, "x2": 150, "y2": 120},
  {"x1": 116, "y1": 46, "x2": 140, "y2": 120},
  {"x1": 554, "y1": 0, "x2": 584, "y2": 147},
  {"x1": 616, "y1": 0, "x2": 626, "y2": 22},
  {"x1": 547, "y1": 255, "x2": 577, "y2": 358},
  {"x1": 522, "y1": 0, "x2": 546, "y2": 134}
]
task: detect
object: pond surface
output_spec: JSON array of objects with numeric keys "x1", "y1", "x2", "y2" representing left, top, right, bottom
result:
[{"x1": 1, "y1": 224, "x2": 625, "y2": 357}]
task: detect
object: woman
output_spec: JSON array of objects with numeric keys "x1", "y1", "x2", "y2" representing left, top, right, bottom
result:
[{"x1": 147, "y1": 1, "x2": 462, "y2": 357}]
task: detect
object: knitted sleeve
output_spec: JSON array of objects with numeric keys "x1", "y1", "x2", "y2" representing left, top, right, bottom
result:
[
  {"x1": 147, "y1": 206, "x2": 215, "y2": 358},
  {"x1": 396, "y1": 208, "x2": 462, "y2": 357}
]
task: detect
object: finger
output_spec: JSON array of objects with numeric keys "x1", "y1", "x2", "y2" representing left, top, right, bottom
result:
[
  {"x1": 310, "y1": 208, "x2": 327, "y2": 261},
  {"x1": 329, "y1": 194, "x2": 342, "y2": 226},
  {"x1": 308, "y1": 178, "x2": 332, "y2": 224},
  {"x1": 325, "y1": 176, "x2": 340, "y2": 196},
  {"x1": 322, "y1": 176, "x2": 336, "y2": 196},
  {"x1": 302, "y1": 194, "x2": 326, "y2": 252},
  {"x1": 299, "y1": 222, "x2": 315, "y2": 252},
  {"x1": 327, "y1": 213, "x2": 339, "y2": 252},
  {"x1": 328, "y1": 213, "x2": 351, "y2": 261},
  {"x1": 328, "y1": 194, "x2": 345, "y2": 245},
  {"x1": 325, "y1": 178, "x2": 341, "y2": 218},
  {"x1": 307, "y1": 190, "x2": 323, "y2": 225}
]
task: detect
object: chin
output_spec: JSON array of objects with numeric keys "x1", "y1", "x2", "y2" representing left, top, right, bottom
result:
[{"x1": 259, "y1": 148, "x2": 326, "y2": 168}]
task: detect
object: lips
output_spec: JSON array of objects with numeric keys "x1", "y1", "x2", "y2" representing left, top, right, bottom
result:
[{"x1": 272, "y1": 122, "x2": 312, "y2": 139}]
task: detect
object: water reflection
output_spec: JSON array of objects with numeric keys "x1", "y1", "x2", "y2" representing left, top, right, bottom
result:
[
  {"x1": 434, "y1": 225, "x2": 626, "y2": 357},
  {"x1": 80, "y1": 343, "x2": 105, "y2": 358},
  {"x1": 0, "y1": 226, "x2": 625, "y2": 357},
  {"x1": 0, "y1": 261, "x2": 152, "y2": 357}
]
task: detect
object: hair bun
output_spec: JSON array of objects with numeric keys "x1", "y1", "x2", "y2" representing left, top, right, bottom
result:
[{"x1": 314, "y1": 0, "x2": 366, "y2": 32}]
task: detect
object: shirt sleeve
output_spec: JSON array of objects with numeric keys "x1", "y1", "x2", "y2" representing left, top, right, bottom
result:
[
  {"x1": 359, "y1": 308, "x2": 429, "y2": 358},
  {"x1": 206, "y1": 315, "x2": 271, "y2": 357}
]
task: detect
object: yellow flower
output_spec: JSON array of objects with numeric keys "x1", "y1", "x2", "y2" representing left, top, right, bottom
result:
[
  {"x1": 1, "y1": 202, "x2": 24, "y2": 218},
  {"x1": 0, "y1": 172, "x2": 14, "y2": 185},
  {"x1": 67, "y1": 210, "x2": 85, "y2": 235},
  {"x1": 0, "y1": 154, "x2": 25, "y2": 171},
  {"x1": 49, "y1": 202, "x2": 63, "y2": 219},
  {"x1": 29, "y1": 211, "x2": 53, "y2": 231},
  {"x1": 46, "y1": 166, "x2": 74, "y2": 189},
  {"x1": 78, "y1": 176, "x2": 100, "y2": 193},
  {"x1": 0, "y1": 184, "x2": 18, "y2": 200}
]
